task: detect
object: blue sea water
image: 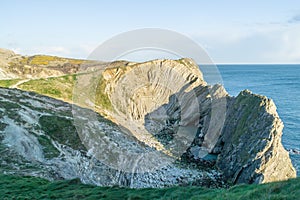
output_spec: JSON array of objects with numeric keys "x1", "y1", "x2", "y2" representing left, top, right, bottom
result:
[{"x1": 201, "y1": 64, "x2": 300, "y2": 175}]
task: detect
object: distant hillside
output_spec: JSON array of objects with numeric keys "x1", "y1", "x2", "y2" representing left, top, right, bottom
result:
[{"x1": 0, "y1": 48, "x2": 101, "y2": 80}]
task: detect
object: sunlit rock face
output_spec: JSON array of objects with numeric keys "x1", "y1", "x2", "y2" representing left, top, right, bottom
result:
[
  {"x1": 0, "y1": 54, "x2": 296, "y2": 187},
  {"x1": 97, "y1": 58, "x2": 296, "y2": 184}
]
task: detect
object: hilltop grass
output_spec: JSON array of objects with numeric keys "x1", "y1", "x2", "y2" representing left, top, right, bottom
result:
[
  {"x1": 18, "y1": 55, "x2": 85, "y2": 66},
  {"x1": 0, "y1": 175, "x2": 299, "y2": 199},
  {"x1": 29, "y1": 55, "x2": 58, "y2": 65}
]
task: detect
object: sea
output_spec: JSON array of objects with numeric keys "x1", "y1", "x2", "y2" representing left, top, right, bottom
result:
[{"x1": 200, "y1": 64, "x2": 300, "y2": 175}]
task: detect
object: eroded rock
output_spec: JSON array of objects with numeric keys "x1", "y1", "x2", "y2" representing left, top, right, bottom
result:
[{"x1": 215, "y1": 90, "x2": 296, "y2": 184}]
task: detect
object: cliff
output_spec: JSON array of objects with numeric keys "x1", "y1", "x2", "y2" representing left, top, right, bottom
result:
[
  {"x1": 0, "y1": 87, "x2": 222, "y2": 188},
  {"x1": 215, "y1": 90, "x2": 297, "y2": 183},
  {"x1": 0, "y1": 49, "x2": 296, "y2": 187}
]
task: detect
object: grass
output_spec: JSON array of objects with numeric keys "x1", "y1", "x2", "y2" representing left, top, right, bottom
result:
[
  {"x1": 0, "y1": 175, "x2": 299, "y2": 199},
  {"x1": 0, "y1": 79, "x2": 21, "y2": 87},
  {"x1": 18, "y1": 55, "x2": 85, "y2": 66},
  {"x1": 37, "y1": 135, "x2": 60, "y2": 159},
  {"x1": 39, "y1": 115, "x2": 86, "y2": 151},
  {"x1": 14, "y1": 72, "x2": 113, "y2": 110},
  {"x1": 95, "y1": 75, "x2": 112, "y2": 110},
  {"x1": 18, "y1": 74, "x2": 76, "y2": 101}
]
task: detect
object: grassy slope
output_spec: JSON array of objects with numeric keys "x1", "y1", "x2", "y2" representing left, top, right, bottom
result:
[
  {"x1": 0, "y1": 175, "x2": 299, "y2": 200},
  {"x1": 0, "y1": 79, "x2": 21, "y2": 87},
  {"x1": 18, "y1": 74, "x2": 76, "y2": 101},
  {"x1": 15, "y1": 73, "x2": 112, "y2": 110}
]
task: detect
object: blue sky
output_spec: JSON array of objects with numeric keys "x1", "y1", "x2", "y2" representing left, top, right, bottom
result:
[{"x1": 1, "y1": 0, "x2": 300, "y2": 63}]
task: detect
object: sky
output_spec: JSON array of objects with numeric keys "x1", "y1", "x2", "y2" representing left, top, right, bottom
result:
[{"x1": 1, "y1": 0, "x2": 300, "y2": 63}]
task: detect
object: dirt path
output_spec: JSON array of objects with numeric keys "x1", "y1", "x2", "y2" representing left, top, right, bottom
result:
[{"x1": 9, "y1": 79, "x2": 30, "y2": 89}]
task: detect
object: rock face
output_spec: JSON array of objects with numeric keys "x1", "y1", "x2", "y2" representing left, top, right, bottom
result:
[
  {"x1": 215, "y1": 90, "x2": 297, "y2": 184},
  {"x1": 145, "y1": 84, "x2": 296, "y2": 184},
  {"x1": 0, "y1": 88, "x2": 222, "y2": 188},
  {"x1": 94, "y1": 58, "x2": 296, "y2": 184},
  {"x1": 99, "y1": 59, "x2": 207, "y2": 153},
  {"x1": 0, "y1": 52, "x2": 296, "y2": 187},
  {"x1": 104, "y1": 59, "x2": 204, "y2": 122}
]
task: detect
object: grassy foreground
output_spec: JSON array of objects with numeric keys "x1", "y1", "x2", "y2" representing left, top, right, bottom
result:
[{"x1": 0, "y1": 175, "x2": 299, "y2": 200}]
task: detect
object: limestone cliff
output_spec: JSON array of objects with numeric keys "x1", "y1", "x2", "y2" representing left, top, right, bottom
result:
[
  {"x1": 215, "y1": 90, "x2": 297, "y2": 184},
  {"x1": 145, "y1": 83, "x2": 296, "y2": 184},
  {"x1": 91, "y1": 58, "x2": 295, "y2": 184}
]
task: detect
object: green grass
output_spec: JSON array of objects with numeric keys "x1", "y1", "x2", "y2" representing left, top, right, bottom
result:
[
  {"x1": 18, "y1": 74, "x2": 76, "y2": 101},
  {"x1": 0, "y1": 79, "x2": 21, "y2": 87},
  {"x1": 39, "y1": 115, "x2": 86, "y2": 151},
  {"x1": 0, "y1": 175, "x2": 299, "y2": 199},
  {"x1": 37, "y1": 135, "x2": 60, "y2": 159},
  {"x1": 15, "y1": 55, "x2": 85, "y2": 66},
  {"x1": 16, "y1": 73, "x2": 113, "y2": 110},
  {"x1": 95, "y1": 75, "x2": 112, "y2": 110}
]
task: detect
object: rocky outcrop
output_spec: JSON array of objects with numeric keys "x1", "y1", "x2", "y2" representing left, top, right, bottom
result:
[
  {"x1": 215, "y1": 90, "x2": 297, "y2": 184},
  {"x1": 0, "y1": 48, "x2": 17, "y2": 79},
  {"x1": 145, "y1": 84, "x2": 296, "y2": 184}
]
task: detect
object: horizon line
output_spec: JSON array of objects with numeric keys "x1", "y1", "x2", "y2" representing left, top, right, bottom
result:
[{"x1": 204, "y1": 63, "x2": 300, "y2": 65}]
